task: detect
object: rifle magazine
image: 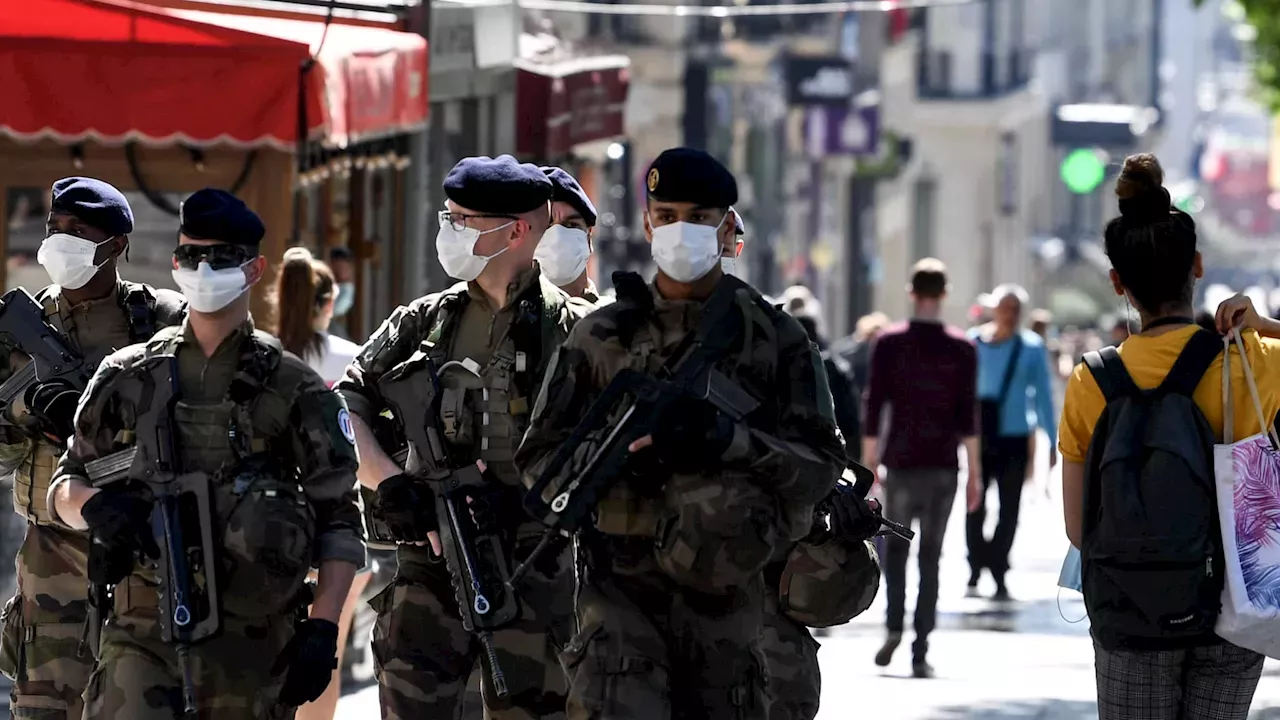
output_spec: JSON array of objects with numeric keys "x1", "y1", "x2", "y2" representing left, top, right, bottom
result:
[{"x1": 86, "y1": 447, "x2": 138, "y2": 487}]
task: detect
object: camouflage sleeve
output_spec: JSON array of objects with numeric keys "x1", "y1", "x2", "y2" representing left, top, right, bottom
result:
[
  {"x1": 727, "y1": 317, "x2": 847, "y2": 542},
  {"x1": 0, "y1": 429, "x2": 33, "y2": 476},
  {"x1": 48, "y1": 355, "x2": 130, "y2": 525},
  {"x1": 289, "y1": 375, "x2": 365, "y2": 569},
  {"x1": 333, "y1": 299, "x2": 432, "y2": 425},
  {"x1": 515, "y1": 325, "x2": 601, "y2": 492}
]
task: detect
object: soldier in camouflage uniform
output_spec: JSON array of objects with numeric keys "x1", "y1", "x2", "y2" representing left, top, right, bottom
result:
[
  {"x1": 0, "y1": 178, "x2": 185, "y2": 720},
  {"x1": 516, "y1": 148, "x2": 846, "y2": 719},
  {"x1": 47, "y1": 189, "x2": 364, "y2": 719},
  {"x1": 536, "y1": 166, "x2": 605, "y2": 305},
  {"x1": 459, "y1": 163, "x2": 605, "y2": 719},
  {"x1": 336, "y1": 155, "x2": 592, "y2": 720}
]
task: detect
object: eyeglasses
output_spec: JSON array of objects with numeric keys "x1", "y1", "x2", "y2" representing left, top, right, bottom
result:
[
  {"x1": 173, "y1": 243, "x2": 254, "y2": 271},
  {"x1": 437, "y1": 210, "x2": 517, "y2": 233}
]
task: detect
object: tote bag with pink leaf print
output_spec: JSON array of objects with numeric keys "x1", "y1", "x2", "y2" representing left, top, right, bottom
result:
[{"x1": 1214, "y1": 328, "x2": 1280, "y2": 658}]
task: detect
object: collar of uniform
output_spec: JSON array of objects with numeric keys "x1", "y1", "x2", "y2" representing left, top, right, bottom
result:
[
  {"x1": 465, "y1": 265, "x2": 541, "y2": 312},
  {"x1": 648, "y1": 279, "x2": 707, "y2": 331},
  {"x1": 177, "y1": 316, "x2": 256, "y2": 356},
  {"x1": 53, "y1": 275, "x2": 126, "y2": 312}
]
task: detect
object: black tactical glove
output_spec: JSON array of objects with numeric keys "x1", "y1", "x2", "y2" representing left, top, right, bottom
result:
[
  {"x1": 272, "y1": 618, "x2": 339, "y2": 707},
  {"x1": 460, "y1": 482, "x2": 524, "y2": 535},
  {"x1": 825, "y1": 485, "x2": 882, "y2": 544},
  {"x1": 81, "y1": 492, "x2": 160, "y2": 586},
  {"x1": 27, "y1": 381, "x2": 80, "y2": 444},
  {"x1": 647, "y1": 395, "x2": 737, "y2": 472},
  {"x1": 375, "y1": 474, "x2": 437, "y2": 541}
]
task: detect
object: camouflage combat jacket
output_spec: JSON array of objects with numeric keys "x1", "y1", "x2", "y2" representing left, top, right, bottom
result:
[
  {"x1": 516, "y1": 274, "x2": 847, "y2": 595},
  {"x1": 51, "y1": 319, "x2": 365, "y2": 623},
  {"x1": 337, "y1": 266, "x2": 592, "y2": 495},
  {"x1": 0, "y1": 280, "x2": 186, "y2": 526}
]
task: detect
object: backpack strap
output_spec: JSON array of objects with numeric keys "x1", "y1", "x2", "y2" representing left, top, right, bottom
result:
[
  {"x1": 1083, "y1": 346, "x2": 1137, "y2": 402},
  {"x1": 1158, "y1": 330, "x2": 1223, "y2": 397}
]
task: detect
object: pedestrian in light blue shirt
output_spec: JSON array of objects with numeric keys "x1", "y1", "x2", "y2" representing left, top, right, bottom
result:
[{"x1": 966, "y1": 283, "x2": 1059, "y2": 601}]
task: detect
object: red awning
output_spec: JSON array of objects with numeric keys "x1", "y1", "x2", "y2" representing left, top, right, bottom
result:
[
  {"x1": 515, "y1": 56, "x2": 629, "y2": 160},
  {"x1": 0, "y1": 0, "x2": 428, "y2": 150}
]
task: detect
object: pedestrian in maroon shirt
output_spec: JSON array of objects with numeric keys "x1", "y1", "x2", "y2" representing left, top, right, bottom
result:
[{"x1": 861, "y1": 258, "x2": 982, "y2": 678}]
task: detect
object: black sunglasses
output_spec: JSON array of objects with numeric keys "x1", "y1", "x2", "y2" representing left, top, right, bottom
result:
[{"x1": 173, "y1": 243, "x2": 254, "y2": 271}]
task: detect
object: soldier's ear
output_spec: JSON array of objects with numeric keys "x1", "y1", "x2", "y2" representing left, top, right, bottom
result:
[{"x1": 244, "y1": 255, "x2": 268, "y2": 286}]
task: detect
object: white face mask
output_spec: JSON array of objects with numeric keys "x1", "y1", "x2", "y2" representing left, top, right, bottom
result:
[
  {"x1": 535, "y1": 225, "x2": 591, "y2": 287},
  {"x1": 38, "y1": 233, "x2": 113, "y2": 290},
  {"x1": 649, "y1": 214, "x2": 728, "y2": 283},
  {"x1": 720, "y1": 256, "x2": 737, "y2": 277},
  {"x1": 172, "y1": 260, "x2": 251, "y2": 313},
  {"x1": 436, "y1": 221, "x2": 513, "y2": 282}
]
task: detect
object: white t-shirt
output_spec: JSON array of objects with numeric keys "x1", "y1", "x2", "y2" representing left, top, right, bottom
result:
[{"x1": 305, "y1": 332, "x2": 361, "y2": 387}]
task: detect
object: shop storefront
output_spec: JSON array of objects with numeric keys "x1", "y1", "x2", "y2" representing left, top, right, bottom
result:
[{"x1": 0, "y1": 0, "x2": 427, "y2": 330}]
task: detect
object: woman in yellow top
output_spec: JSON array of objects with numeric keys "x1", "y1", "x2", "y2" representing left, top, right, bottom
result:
[{"x1": 1060, "y1": 153, "x2": 1274, "y2": 720}]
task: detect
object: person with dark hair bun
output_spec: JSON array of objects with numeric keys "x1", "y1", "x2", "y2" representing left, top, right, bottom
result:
[{"x1": 1059, "y1": 153, "x2": 1280, "y2": 719}]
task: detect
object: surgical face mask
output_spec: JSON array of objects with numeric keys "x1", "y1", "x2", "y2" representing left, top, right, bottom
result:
[
  {"x1": 436, "y1": 221, "x2": 513, "y2": 282},
  {"x1": 649, "y1": 214, "x2": 727, "y2": 283},
  {"x1": 332, "y1": 282, "x2": 355, "y2": 317},
  {"x1": 171, "y1": 260, "x2": 251, "y2": 313},
  {"x1": 720, "y1": 256, "x2": 737, "y2": 277},
  {"x1": 38, "y1": 233, "x2": 113, "y2": 290},
  {"x1": 536, "y1": 225, "x2": 591, "y2": 286}
]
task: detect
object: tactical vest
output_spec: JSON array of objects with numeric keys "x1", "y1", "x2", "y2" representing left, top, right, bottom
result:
[
  {"x1": 118, "y1": 329, "x2": 315, "y2": 620},
  {"x1": 364, "y1": 279, "x2": 568, "y2": 549},
  {"x1": 13, "y1": 283, "x2": 176, "y2": 527},
  {"x1": 598, "y1": 273, "x2": 785, "y2": 595}
]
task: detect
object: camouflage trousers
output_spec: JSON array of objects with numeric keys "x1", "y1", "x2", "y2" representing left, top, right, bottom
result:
[
  {"x1": 83, "y1": 583, "x2": 297, "y2": 720},
  {"x1": 759, "y1": 591, "x2": 820, "y2": 720},
  {"x1": 371, "y1": 537, "x2": 573, "y2": 720},
  {"x1": 561, "y1": 543, "x2": 768, "y2": 720},
  {"x1": 1, "y1": 523, "x2": 94, "y2": 720}
]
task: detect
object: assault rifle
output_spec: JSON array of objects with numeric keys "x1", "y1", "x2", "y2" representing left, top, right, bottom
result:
[
  {"x1": 515, "y1": 276, "x2": 759, "y2": 585},
  {"x1": 0, "y1": 288, "x2": 88, "y2": 433},
  {"x1": 93, "y1": 357, "x2": 220, "y2": 717},
  {"x1": 381, "y1": 359, "x2": 519, "y2": 700}
]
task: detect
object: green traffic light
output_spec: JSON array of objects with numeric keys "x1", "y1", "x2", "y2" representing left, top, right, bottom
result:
[{"x1": 1061, "y1": 149, "x2": 1106, "y2": 195}]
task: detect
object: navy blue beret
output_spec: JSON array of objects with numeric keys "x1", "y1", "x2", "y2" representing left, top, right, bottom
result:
[
  {"x1": 179, "y1": 189, "x2": 265, "y2": 246},
  {"x1": 541, "y1": 166, "x2": 597, "y2": 227},
  {"x1": 50, "y1": 177, "x2": 134, "y2": 236},
  {"x1": 645, "y1": 148, "x2": 738, "y2": 208},
  {"x1": 444, "y1": 155, "x2": 553, "y2": 215}
]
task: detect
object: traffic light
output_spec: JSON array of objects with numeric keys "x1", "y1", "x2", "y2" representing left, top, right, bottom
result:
[{"x1": 1061, "y1": 148, "x2": 1107, "y2": 195}]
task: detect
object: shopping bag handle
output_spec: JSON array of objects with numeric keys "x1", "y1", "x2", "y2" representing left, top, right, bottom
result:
[{"x1": 1221, "y1": 329, "x2": 1280, "y2": 449}]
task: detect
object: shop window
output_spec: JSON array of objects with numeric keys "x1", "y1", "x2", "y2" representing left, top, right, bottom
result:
[{"x1": 5, "y1": 188, "x2": 184, "y2": 294}]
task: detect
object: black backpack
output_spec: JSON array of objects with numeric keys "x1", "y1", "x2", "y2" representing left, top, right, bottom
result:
[{"x1": 1080, "y1": 330, "x2": 1224, "y2": 651}]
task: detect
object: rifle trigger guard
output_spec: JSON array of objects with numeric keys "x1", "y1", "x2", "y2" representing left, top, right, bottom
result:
[{"x1": 174, "y1": 605, "x2": 192, "y2": 627}]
